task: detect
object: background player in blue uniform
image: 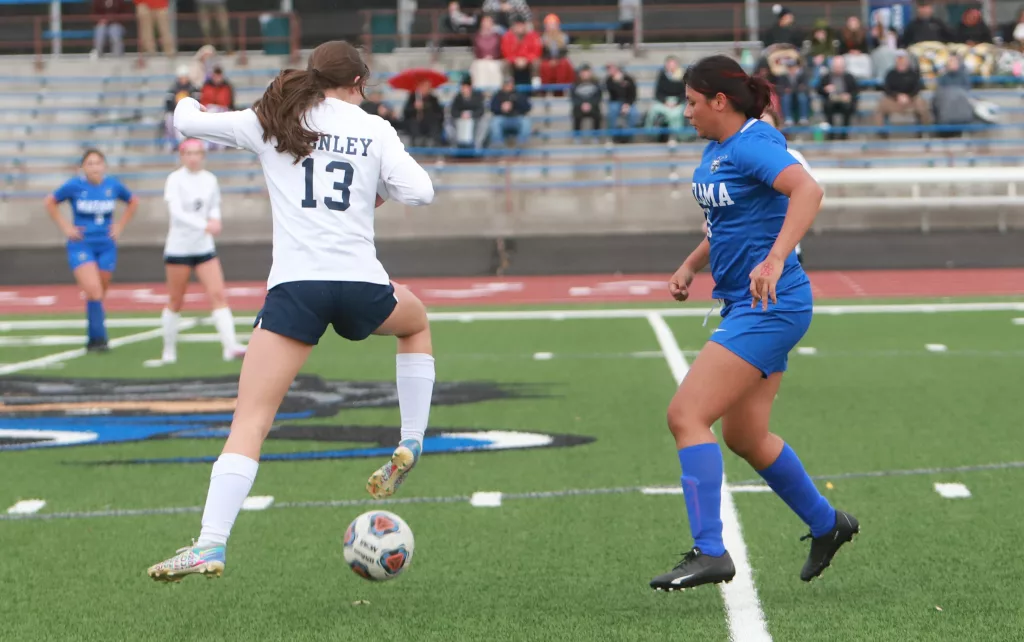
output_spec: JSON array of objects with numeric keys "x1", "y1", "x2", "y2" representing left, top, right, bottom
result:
[
  {"x1": 649, "y1": 56, "x2": 859, "y2": 592},
  {"x1": 44, "y1": 149, "x2": 138, "y2": 351}
]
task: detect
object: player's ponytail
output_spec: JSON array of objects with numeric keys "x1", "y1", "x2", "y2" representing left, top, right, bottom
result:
[
  {"x1": 252, "y1": 40, "x2": 369, "y2": 163},
  {"x1": 683, "y1": 54, "x2": 777, "y2": 121}
]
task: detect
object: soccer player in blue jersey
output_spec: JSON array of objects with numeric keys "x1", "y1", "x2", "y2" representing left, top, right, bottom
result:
[
  {"x1": 44, "y1": 149, "x2": 138, "y2": 351},
  {"x1": 649, "y1": 55, "x2": 859, "y2": 592}
]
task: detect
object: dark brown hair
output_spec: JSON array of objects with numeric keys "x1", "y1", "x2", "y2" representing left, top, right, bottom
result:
[
  {"x1": 683, "y1": 55, "x2": 774, "y2": 120},
  {"x1": 253, "y1": 40, "x2": 369, "y2": 163},
  {"x1": 81, "y1": 148, "x2": 105, "y2": 165}
]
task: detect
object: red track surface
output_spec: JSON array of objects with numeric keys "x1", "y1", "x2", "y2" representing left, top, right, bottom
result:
[{"x1": 0, "y1": 269, "x2": 1021, "y2": 315}]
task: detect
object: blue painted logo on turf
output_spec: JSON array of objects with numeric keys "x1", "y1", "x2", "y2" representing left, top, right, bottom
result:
[{"x1": 0, "y1": 375, "x2": 593, "y2": 464}]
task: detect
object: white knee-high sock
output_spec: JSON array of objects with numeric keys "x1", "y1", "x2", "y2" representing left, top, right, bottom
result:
[
  {"x1": 396, "y1": 353, "x2": 435, "y2": 446},
  {"x1": 211, "y1": 306, "x2": 239, "y2": 351},
  {"x1": 161, "y1": 308, "x2": 180, "y2": 358},
  {"x1": 197, "y1": 453, "x2": 259, "y2": 547}
]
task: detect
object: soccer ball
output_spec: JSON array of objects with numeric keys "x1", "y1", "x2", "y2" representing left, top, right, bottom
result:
[{"x1": 342, "y1": 510, "x2": 415, "y2": 581}]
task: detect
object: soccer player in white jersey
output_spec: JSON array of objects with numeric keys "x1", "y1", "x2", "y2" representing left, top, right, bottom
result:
[
  {"x1": 147, "y1": 138, "x2": 246, "y2": 367},
  {"x1": 147, "y1": 41, "x2": 436, "y2": 582}
]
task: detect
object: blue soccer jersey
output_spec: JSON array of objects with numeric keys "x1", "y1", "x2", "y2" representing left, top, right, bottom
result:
[
  {"x1": 52, "y1": 176, "x2": 132, "y2": 241},
  {"x1": 691, "y1": 118, "x2": 809, "y2": 303}
]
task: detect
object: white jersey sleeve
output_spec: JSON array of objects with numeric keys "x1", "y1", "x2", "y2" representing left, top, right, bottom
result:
[
  {"x1": 173, "y1": 98, "x2": 268, "y2": 154},
  {"x1": 787, "y1": 148, "x2": 812, "y2": 172},
  {"x1": 209, "y1": 174, "x2": 222, "y2": 220},
  {"x1": 378, "y1": 121, "x2": 434, "y2": 206}
]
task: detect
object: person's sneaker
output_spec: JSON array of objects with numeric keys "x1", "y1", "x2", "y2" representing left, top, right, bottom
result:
[
  {"x1": 86, "y1": 339, "x2": 109, "y2": 353},
  {"x1": 366, "y1": 439, "x2": 421, "y2": 499},
  {"x1": 147, "y1": 541, "x2": 226, "y2": 582},
  {"x1": 800, "y1": 509, "x2": 860, "y2": 582},
  {"x1": 650, "y1": 547, "x2": 736, "y2": 592}
]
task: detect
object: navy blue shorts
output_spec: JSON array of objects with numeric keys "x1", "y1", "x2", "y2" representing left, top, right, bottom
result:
[
  {"x1": 253, "y1": 281, "x2": 398, "y2": 345},
  {"x1": 709, "y1": 283, "x2": 813, "y2": 378},
  {"x1": 164, "y1": 252, "x2": 216, "y2": 267}
]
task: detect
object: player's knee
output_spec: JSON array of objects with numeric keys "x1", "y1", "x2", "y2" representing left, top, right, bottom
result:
[
  {"x1": 207, "y1": 289, "x2": 227, "y2": 309},
  {"x1": 666, "y1": 399, "x2": 705, "y2": 439}
]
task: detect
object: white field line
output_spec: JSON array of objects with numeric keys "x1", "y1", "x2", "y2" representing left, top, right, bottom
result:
[
  {"x1": 0, "y1": 333, "x2": 251, "y2": 348},
  {"x1": 7, "y1": 499, "x2": 46, "y2": 515},
  {"x1": 0, "y1": 320, "x2": 196, "y2": 376},
  {"x1": 646, "y1": 312, "x2": 771, "y2": 642},
  {"x1": 1, "y1": 302, "x2": 1023, "y2": 332}
]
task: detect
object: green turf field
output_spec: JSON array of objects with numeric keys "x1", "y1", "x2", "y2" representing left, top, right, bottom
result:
[{"x1": 1, "y1": 301, "x2": 1023, "y2": 642}]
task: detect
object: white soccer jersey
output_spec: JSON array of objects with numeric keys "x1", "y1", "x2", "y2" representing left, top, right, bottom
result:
[
  {"x1": 173, "y1": 96, "x2": 434, "y2": 289},
  {"x1": 163, "y1": 166, "x2": 221, "y2": 257}
]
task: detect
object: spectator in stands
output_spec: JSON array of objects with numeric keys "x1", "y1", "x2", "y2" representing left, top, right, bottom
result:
[
  {"x1": 483, "y1": 0, "x2": 532, "y2": 33},
  {"x1": 471, "y1": 15, "x2": 505, "y2": 90},
  {"x1": 190, "y1": 45, "x2": 218, "y2": 88},
  {"x1": 539, "y1": 14, "x2": 575, "y2": 96},
  {"x1": 165, "y1": 66, "x2": 199, "y2": 150},
  {"x1": 135, "y1": 0, "x2": 176, "y2": 57},
  {"x1": 764, "y1": 5, "x2": 802, "y2": 48},
  {"x1": 361, "y1": 91, "x2": 401, "y2": 130},
  {"x1": 808, "y1": 19, "x2": 837, "y2": 59},
  {"x1": 501, "y1": 17, "x2": 542, "y2": 88},
  {"x1": 775, "y1": 58, "x2": 812, "y2": 126},
  {"x1": 870, "y1": 28, "x2": 900, "y2": 81},
  {"x1": 838, "y1": 15, "x2": 868, "y2": 54},
  {"x1": 1006, "y1": 9, "x2": 1024, "y2": 50},
  {"x1": 489, "y1": 76, "x2": 532, "y2": 148},
  {"x1": 605, "y1": 63, "x2": 640, "y2": 133},
  {"x1": 403, "y1": 80, "x2": 445, "y2": 148},
  {"x1": 644, "y1": 56, "x2": 686, "y2": 134},
  {"x1": 200, "y1": 66, "x2": 235, "y2": 112},
  {"x1": 445, "y1": 1, "x2": 478, "y2": 36},
  {"x1": 449, "y1": 78, "x2": 486, "y2": 149},
  {"x1": 197, "y1": 0, "x2": 233, "y2": 54},
  {"x1": 570, "y1": 64, "x2": 602, "y2": 140},
  {"x1": 817, "y1": 55, "x2": 859, "y2": 139},
  {"x1": 932, "y1": 54, "x2": 975, "y2": 137},
  {"x1": 91, "y1": 0, "x2": 127, "y2": 59},
  {"x1": 873, "y1": 50, "x2": 932, "y2": 134},
  {"x1": 901, "y1": 1, "x2": 952, "y2": 47},
  {"x1": 617, "y1": 0, "x2": 640, "y2": 46},
  {"x1": 955, "y1": 4, "x2": 992, "y2": 46}
]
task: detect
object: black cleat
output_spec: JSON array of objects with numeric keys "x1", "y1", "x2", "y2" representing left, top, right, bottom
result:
[
  {"x1": 86, "y1": 339, "x2": 110, "y2": 353},
  {"x1": 650, "y1": 547, "x2": 736, "y2": 592},
  {"x1": 800, "y1": 509, "x2": 859, "y2": 582}
]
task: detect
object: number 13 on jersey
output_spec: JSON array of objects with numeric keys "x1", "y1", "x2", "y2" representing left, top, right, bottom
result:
[{"x1": 300, "y1": 158, "x2": 355, "y2": 212}]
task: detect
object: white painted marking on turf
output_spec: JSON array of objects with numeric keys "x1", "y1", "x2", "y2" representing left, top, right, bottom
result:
[
  {"x1": 641, "y1": 486, "x2": 683, "y2": 495},
  {"x1": 2, "y1": 302, "x2": 1024, "y2": 333},
  {"x1": 469, "y1": 492, "x2": 503, "y2": 507},
  {"x1": 0, "y1": 321, "x2": 194, "y2": 376},
  {"x1": 7, "y1": 499, "x2": 46, "y2": 515},
  {"x1": 0, "y1": 429, "x2": 98, "y2": 447},
  {"x1": 933, "y1": 483, "x2": 971, "y2": 499},
  {"x1": 796, "y1": 346, "x2": 817, "y2": 355},
  {"x1": 532, "y1": 352, "x2": 553, "y2": 360},
  {"x1": 925, "y1": 343, "x2": 948, "y2": 353},
  {"x1": 646, "y1": 312, "x2": 772, "y2": 642},
  {"x1": 729, "y1": 485, "x2": 773, "y2": 493},
  {"x1": 1012, "y1": 318, "x2": 1024, "y2": 326},
  {"x1": 241, "y1": 495, "x2": 275, "y2": 511}
]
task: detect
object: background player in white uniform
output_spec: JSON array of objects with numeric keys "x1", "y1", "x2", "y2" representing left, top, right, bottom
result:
[
  {"x1": 148, "y1": 138, "x2": 246, "y2": 367},
  {"x1": 147, "y1": 41, "x2": 436, "y2": 582}
]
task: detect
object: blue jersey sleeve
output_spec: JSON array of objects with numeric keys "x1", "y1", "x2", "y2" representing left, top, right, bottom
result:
[
  {"x1": 112, "y1": 178, "x2": 133, "y2": 202},
  {"x1": 52, "y1": 178, "x2": 77, "y2": 203},
  {"x1": 730, "y1": 132, "x2": 799, "y2": 189}
]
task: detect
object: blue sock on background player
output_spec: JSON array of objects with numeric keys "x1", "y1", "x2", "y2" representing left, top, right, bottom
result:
[
  {"x1": 86, "y1": 300, "x2": 107, "y2": 342},
  {"x1": 757, "y1": 443, "x2": 836, "y2": 537},
  {"x1": 678, "y1": 443, "x2": 726, "y2": 557}
]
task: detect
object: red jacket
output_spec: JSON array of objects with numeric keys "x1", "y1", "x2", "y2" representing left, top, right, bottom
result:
[
  {"x1": 501, "y1": 30, "x2": 541, "y2": 63},
  {"x1": 200, "y1": 81, "x2": 235, "y2": 110}
]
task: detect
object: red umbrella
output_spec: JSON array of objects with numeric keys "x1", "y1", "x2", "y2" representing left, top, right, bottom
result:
[{"x1": 387, "y1": 68, "x2": 449, "y2": 92}]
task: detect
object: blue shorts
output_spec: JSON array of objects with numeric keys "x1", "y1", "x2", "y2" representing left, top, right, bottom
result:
[
  {"x1": 709, "y1": 286, "x2": 813, "y2": 378},
  {"x1": 67, "y1": 238, "x2": 117, "y2": 273},
  {"x1": 253, "y1": 280, "x2": 398, "y2": 346}
]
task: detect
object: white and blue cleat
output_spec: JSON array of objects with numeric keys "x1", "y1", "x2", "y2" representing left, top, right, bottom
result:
[
  {"x1": 147, "y1": 541, "x2": 226, "y2": 582},
  {"x1": 366, "y1": 439, "x2": 421, "y2": 499}
]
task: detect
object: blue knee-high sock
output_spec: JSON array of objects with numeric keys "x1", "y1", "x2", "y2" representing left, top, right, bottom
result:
[
  {"x1": 757, "y1": 443, "x2": 836, "y2": 538},
  {"x1": 86, "y1": 300, "x2": 107, "y2": 342},
  {"x1": 678, "y1": 443, "x2": 725, "y2": 557}
]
